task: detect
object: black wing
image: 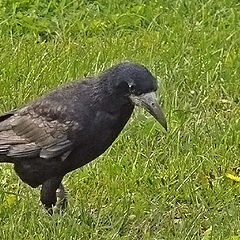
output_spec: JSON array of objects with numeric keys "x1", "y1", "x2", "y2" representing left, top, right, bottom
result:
[{"x1": 0, "y1": 104, "x2": 81, "y2": 160}]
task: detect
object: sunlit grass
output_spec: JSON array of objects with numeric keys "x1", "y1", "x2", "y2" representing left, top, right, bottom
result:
[{"x1": 0, "y1": 0, "x2": 240, "y2": 239}]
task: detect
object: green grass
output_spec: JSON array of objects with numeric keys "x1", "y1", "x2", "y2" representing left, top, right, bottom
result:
[{"x1": 0, "y1": 0, "x2": 240, "y2": 239}]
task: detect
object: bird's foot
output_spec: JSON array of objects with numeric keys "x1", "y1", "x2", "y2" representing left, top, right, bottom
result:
[{"x1": 52, "y1": 184, "x2": 68, "y2": 215}]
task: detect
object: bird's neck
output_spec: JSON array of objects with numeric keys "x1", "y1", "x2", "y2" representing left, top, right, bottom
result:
[{"x1": 92, "y1": 80, "x2": 134, "y2": 115}]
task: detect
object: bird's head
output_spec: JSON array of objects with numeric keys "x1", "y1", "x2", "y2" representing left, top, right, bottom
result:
[{"x1": 104, "y1": 62, "x2": 167, "y2": 131}]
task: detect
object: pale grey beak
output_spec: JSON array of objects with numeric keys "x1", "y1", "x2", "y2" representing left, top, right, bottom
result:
[{"x1": 130, "y1": 92, "x2": 167, "y2": 131}]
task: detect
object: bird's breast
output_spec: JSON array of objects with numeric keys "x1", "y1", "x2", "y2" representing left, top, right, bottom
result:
[
  {"x1": 90, "y1": 107, "x2": 132, "y2": 148},
  {"x1": 67, "y1": 103, "x2": 134, "y2": 171}
]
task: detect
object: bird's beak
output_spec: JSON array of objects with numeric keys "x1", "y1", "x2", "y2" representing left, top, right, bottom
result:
[{"x1": 130, "y1": 92, "x2": 167, "y2": 131}]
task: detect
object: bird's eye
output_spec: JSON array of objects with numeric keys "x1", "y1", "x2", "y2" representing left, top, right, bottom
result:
[
  {"x1": 129, "y1": 84, "x2": 137, "y2": 93},
  {"x1": 129, "y1": 84, "x2": 142, "y2": 95}
]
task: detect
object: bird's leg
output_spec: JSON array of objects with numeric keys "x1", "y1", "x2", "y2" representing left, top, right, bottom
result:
[
  {"x1": 55, "y1": 182, "x2": 68, "y2": 214},
  {"x1": 40, "y1": 176, "x2": 67, "y2": 215}
]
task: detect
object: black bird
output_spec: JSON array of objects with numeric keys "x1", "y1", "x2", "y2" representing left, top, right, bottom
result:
[{"x1": 0, "y1": 62, "x2": 167, "y2": 213}]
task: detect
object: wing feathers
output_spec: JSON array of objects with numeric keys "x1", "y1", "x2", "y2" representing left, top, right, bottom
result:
[
  {"x1": 0, "y1": 130, "x2": 27, "y2": 145},
  {"x1": 7, "y1": 143, "x2": 41, "y2": 158},
  {"x1": 0, "y1": 145, "x2": 9, "y2": 154},
  {"x1": 40, "y1": 140, "x2": 72, "y2": 159},
  {"x1": 0, "y1": 108, "x2": 78, "y2": 160}
]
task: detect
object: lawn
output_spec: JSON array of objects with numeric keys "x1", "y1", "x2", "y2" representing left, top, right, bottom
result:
[{"x1": 0, "y1": 0, "x2": 240, "y2": 239}]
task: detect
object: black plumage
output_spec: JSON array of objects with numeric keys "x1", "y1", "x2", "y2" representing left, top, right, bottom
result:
[{"x1": 0, "y1": 62, "x2": 167, "y2": 213}]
